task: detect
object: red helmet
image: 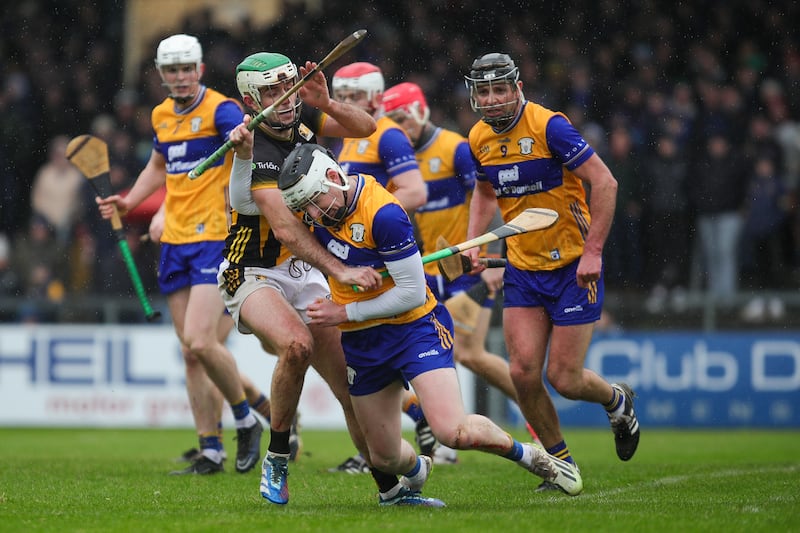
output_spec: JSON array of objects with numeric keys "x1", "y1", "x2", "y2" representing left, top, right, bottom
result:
[
  {"x1": 382, "y1": 82, "x2": 430, "y2": 125},
  {"x1": 332, "y1": 62, "x2": 384, "y2": 101}
]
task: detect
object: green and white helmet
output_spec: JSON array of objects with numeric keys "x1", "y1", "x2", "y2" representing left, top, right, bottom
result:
[
  {"x1": 155, "y1": 34, "x2": 202, "y2": 70},
  {"x1": 236, "y1": 52, "x2": 301, "y2": 129}
]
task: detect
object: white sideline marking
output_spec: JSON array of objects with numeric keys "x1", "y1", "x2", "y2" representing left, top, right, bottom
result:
[{"x1": 578, "y1": 465, "x2": 800, "y2": 502}]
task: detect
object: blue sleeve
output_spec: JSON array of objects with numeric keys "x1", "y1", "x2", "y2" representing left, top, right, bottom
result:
[
  {"x1": 454, "y1": 141, "x2": 477, "y2": 190},
  {"x1": 377, "y1": 127, "x2": 420, "y2": 177},
  {"x1": 545, "y1": 115, "x2": 595, "y2": 170},
  {"x1": 470, "y1": 149, "x2": 488, "y2": 182},
  {"x1": 371, "y1": 203, "x2": 419, "y2": 261},
  {"x1": 214, "y1": 100, "x2": 245, "y2": 140}
]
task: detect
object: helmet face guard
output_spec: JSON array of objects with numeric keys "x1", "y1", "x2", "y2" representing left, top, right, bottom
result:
[
  {"x1": 278, "y1": 144, "x2": 351, "y2": 227},
  {"x1": 332, "y1": 62, "x2": 384, "y2": 112},
  {"x1": 236, "y1": 52, "x2": 301, "y2": 130},
  {"x1": 464, "y1": 53, "x2": 521, "y2": 128}
]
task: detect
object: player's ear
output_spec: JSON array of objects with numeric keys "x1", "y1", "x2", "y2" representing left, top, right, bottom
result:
[
  {"x1": 242, "y1": 94, "x2": 256, "y2": 110},
  {"x1": 198, "y1": 63, "x2": 206, "y2": 79},
  {"x1": 326, "y1": 167, "x2": 341, "y2": 184}
]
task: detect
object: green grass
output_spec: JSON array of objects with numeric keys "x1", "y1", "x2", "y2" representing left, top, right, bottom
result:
[{"x1": 1, "y1": 428, "x2": 798, "y2": 532}]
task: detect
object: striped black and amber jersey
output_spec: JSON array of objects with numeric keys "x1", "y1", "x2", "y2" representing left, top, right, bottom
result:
[{"x1": 222, "y1": 105, "x2": 327, "y2": 268}]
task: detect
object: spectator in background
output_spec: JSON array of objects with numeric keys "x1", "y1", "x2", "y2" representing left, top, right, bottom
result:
[
  {"x1": 11, "y1": 215, "x2": 68, "y2": 322},
  {"x1": 760, "y1": 78, "x2": 800, "y2": 274},
  {"x1": 688, "y1": 134, "x2": 748, "y2": 308},
  {"x1": 739, "y1": 155, "x2": 790, "y2": 322},
  {"x1": 30, "y1": 135, "x2": 87, "y2": 245},
  {"x1": 0, "y1": 232, "x2": 20, "y2": 297},
  {"x1": 604, "y1": 126, "x2": 643, "y2": 291},
  {"x1": 642, "y1": 134, "x2": 691, "y2": 313}
]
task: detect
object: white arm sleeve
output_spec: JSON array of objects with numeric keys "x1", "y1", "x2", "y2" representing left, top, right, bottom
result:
[
  {"x1": 345, "y1": 253, "x2": 428, "y2": 322},
  {"x1": 229, "y1": 155, "x2": 260, "y2": 216}
]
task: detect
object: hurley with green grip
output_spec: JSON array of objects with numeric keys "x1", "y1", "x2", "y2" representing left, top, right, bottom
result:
[
  {"x1": 353, "y1": 207, "x2": 559, "y2": 290},
  {"x1": 66, "y1": 135, "x2": 162, "y2": 322}
]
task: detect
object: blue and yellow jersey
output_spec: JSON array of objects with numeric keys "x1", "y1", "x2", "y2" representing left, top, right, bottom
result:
[
  {"x1": 337, "y1": 115, "x2": 419, "y2": 194},
  {"x1": 413, "y1": 127, "x2": 477, "y2": 275},
  {"x1": 151, "y1": 85, "x2": 243, "y2": 244},
  {"x1": 468, "y1": 101, "x2": 594, "y2": 271},
  {"x1": 313, "y1": 175, "x2": 437, "y2": 331},
  {"x1": 223, "y1": 106, "x2": 326, "y2": 268}
]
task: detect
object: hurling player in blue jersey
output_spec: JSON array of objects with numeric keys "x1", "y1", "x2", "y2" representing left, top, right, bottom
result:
[
  {"x1": 96, "y1": 34, "x2": 263, "y2": 475},
  {"x1": 382, "y1": 82, "x2": 544, "y2": 459},
  {"x1": 332, "y1": 62, "x2": 427, "y2": 212},
  {"x1": 463, "y1": 53, "x2": 640, "y2": 493},
  {"x1": 277, "y1": 143, "x2": 584, "y2": 506},
  {"x1": 329, "y1": 62, "x2": 440, "y2": 473}
]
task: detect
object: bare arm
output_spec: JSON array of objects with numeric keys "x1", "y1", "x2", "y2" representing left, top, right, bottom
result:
[
  {"x1": 387, "y1": 169, "x2": 427, "y2": 212},
  {"x1": 464, "y1": 180, "x2": 499, "y2": 265},
  {"x1": 254, "y1": 187, "x2": 382, "y2": 290},
  {"x1": 95, "y1": 149, "x2": 166, "y2": 219},
  {"x1": 317, "y1": 98, "x2": 377, "y2": 138},
  {"x1": 571, "y1": 153, "x2": 618, "y2": 288},
  {"x1": 148, "y1": 201, "x2": 166, "y2": 243},
  {"x1": 299, "y1": 61, "x2": 376, "y2": 138}
]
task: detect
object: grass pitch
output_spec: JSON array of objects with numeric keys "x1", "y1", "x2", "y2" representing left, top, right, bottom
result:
[{"x1": 1, "y1": 427, "x2": 798, "y2": 532}]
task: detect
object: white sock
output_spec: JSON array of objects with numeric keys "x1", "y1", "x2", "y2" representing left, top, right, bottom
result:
[
  {"x1": 201, "y1": 449, "x2": 222, "y2": 463},
  {"x1": 517, "y1": 443, "x2": 534, "y2": 468},
  {"x1": 405, "y1": 457, "x2": 427, "y2": 485},
  {"x1": 380, "y1": 483, "x2": 403, "y2": 500},
  {"x1": 235, "y1": 413, "x2": 257, "y2": 429},
  {"x1": 609, "y1": 392, "x2": 626, "y2": 418}
]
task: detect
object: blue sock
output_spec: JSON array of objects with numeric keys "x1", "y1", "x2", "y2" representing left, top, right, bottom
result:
[
  {"x1": 503, "y1": 440, "x2": 524, "y2": 461},
  {"x1": 404, "y1": 456, "x2": 421, "y2": 478},
  {"x1": 546, "y1": 440, "x2": 575, "y2": 465},
  {"x1": 403, "y1": 393, "x2": 425, "y2": 422},
  {"x1": 231, "y1": 398, "x2": 251, "y2": 421},
  {"x1": 199, "y1": 433, "x2": 222, "y2": 452}
]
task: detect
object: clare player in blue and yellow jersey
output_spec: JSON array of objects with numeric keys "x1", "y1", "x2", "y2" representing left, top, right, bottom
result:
[
  {"x1": 463, "y1": 53, "x2": 640, "y2": 493},
  {"x1": 277, "y1": 143, "x2": 584, "y2": 505},
  {"x1": 331, "y1": 62, "x2": 427, "y2": 212},
  {"x1": 95, "y1": 34, "x2": 263, "y2": 476}
]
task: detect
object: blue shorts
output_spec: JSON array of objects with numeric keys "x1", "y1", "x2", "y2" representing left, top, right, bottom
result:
[
  {"x1": 342, "y1": 303, "x2": 456, "y2": 396},
  {"x1": 503, "y1": 259, "x2": 603, "y2": 326},
  {"x1": 158, "y1": 241, "x2": 225, "y2": 295},
  {"x1": 425, "y1": 273, "x2": 494, "y2": 309}
]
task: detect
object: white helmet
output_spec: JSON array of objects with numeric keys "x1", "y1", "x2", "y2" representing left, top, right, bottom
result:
[
  {"x1": 155, "y1": 34, "x2": 202, "y2": 70},
  {"x1": 278, "y1": 143, "x2": 351, "y2": 226},
  {"x1": 332, "y1": 62, "x2": 384, "y2": 102}
]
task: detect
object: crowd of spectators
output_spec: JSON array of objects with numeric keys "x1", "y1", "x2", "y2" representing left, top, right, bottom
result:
[{"x1": 1, "y1": 0, "x2": 798, "y2": 325}]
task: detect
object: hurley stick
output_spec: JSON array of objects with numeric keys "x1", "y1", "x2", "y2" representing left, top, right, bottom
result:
[
  {"x1": 353, "y1": 207, "x2": 558, "y2": 290},
  {"x1": 66, "y1": 135, "x2": 162, "y2": 322},
  {"x1": 188, "y1": 29, "x2": 368, "y2": 179},
  {"x1": 444, "y1": 281, "x2": 492, "y2": 335},
  {"x1": 436, "y1": 235, "x2": 506, "y2": 282}
]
